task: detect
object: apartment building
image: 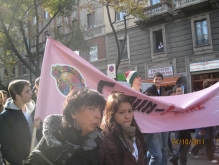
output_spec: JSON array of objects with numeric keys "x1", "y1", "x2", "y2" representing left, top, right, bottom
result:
[
  {"x1": 103, "y1": 0, "x2": 219, "y2": 93},
  {"x1": 12, "y1": 3, "x2": 107, "y2": 83},
  {"x1": 4, "y1": 0, "x2": 219, "y2": 93}
]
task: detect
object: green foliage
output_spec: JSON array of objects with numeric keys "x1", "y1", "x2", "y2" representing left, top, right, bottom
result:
[
  {"x1": 81, "y1": 0, "x2": 148, "y2": 20},
  {"x1": 41, "y1": 0, "x2": 78, "y2": 17},
  {"x1": 0, "y1": 33, "x2": 18, "y2": 79},
  {"x1": 0, "y1": 0, "x2": 81, "y2": 77}
]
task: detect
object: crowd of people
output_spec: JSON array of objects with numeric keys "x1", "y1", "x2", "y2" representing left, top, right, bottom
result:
[{"x1": 0, "y1": 72, "x2": 218, "y2": 165}]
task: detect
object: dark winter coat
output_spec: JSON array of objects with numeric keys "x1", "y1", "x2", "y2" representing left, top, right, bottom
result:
[
  {"x1": 99, "y1": 133, "x2": 146, "y2": 165},
  {"x1": 195, "y1": 127, "x2": 213, "y2": 140},
  {"x1": 0, "y1": 98, "x2": 35, "y2": 165},
  {"x1": 0, "y1": 149, "x2": 4, "y2": 165},
  {"x1": 23, "y1": 114, "x2": 102, "y2": 165},
  {"x1": 144, "y1": 84, "x2": 167, "y2": 96}
]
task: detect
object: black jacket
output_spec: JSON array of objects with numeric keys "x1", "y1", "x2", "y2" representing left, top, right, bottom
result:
[
  {"x1": 23, "y1": 115, "x2": 102, "y2": 165},
  {"x1": 144, "y1": 84, "x2": 167, "y2": 96},
  {"x1": 0, "y1": 98, "x2": 36, "y2": 165}
]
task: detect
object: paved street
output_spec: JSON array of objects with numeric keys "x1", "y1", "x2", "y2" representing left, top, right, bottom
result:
[{"x1": 167, "y1": 132, "x2": 219, "y2": 165}]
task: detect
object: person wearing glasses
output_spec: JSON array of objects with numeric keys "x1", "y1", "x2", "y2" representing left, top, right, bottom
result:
[
  {"x1": 99, "y1": 92, "x2": 146, "y2": 165},
  {"x1": 124, "y1": 71, "x2": 162, "y2": 165}
]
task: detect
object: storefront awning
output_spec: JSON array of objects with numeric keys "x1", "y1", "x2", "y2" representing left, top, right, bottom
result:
[{"x1": 142, "y1": 76, "x2": 181, "y2": 87}]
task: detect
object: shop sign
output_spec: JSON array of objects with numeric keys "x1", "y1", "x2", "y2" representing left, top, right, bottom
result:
[
  {"x1": 148, "y1": 66, "x2": 173, "y2": 78},
  {"x1": 107, "y1": 64, "x2": 116, "y2": 78},
  {"x1": 190, "y1": 60, "x2": 219, "y2": 72}
]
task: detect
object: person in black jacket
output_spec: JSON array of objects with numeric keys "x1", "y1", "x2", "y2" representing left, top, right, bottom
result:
[
  {"x1": 0, "y1": 80, "x2": 36, "y2": 165},
  {"x1": 23, "y1": 88, "x2": 106, "y2": 165},
  {"x1": 145, "y1": 72, "x2": 169, "y2": 165}
]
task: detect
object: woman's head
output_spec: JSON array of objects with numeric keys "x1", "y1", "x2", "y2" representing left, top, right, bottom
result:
[
  {"x1": 63, "y1": 88, "x2": 106, "y2": 135},
  {"x1": 103, "y1": 92, "x2": 146, "y2": 159},
  {"x1": 203, "y1": 79, "x2": 214, "y2": 89},
  {"x1": 104, "y1": 92, "x2": 136, "y2": 129}
]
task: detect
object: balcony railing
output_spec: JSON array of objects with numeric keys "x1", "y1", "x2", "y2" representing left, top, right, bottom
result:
[
  {"x1": 144, "y1": 2, "x2": 172, "y2": 18},
  {"x1": 175, "y1": 0, "x2": 208, "y2": 9}
]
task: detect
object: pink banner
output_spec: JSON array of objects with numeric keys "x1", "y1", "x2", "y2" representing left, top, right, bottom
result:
[{"x1": 36, "y1": 37, "x2": 219, "y2": 133}]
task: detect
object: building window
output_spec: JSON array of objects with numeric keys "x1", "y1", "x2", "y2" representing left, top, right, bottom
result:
[
  {"x1": 33, "y1": 16, "x2": 36, "y2": 25},
  {"x1": 44, "y1": 11, "x2": 49, "y2": 20},
  {"x1": 119, "y1": 39, "x2": 128, "y2": 60},
  {"x1": 22, "y1": 64, "x2": 27, "y2": 75},
  {"x1": 32, "y1": 36, "x2": 36, "y2": 45},
  {"x1": 72, "y1": 19, "x2": 77, "y2": 28},
  {"x1": 191, "y1": 14, "x2": 212, "y2": 54},
  {"x1": 12, "y1": 68, "x2": 15, "y2": 76},
  {"x1": 44, "y1": 31, "x2": 48, "y2": 41},
  {"x1": 150, "y1": 25, "x2": 167, "y2": 59},
  {"x1": 89, "y1": 45, "x2": 98, "y2": 61},
  {"x1": 87, "y1": 13, "x2": 95, "y2": 28},
  {"x1": 151, "y1": 0, "x2": 160, "y2": 5},
  {"x1": 195, "y1": 20, "x2": 209, "y2": 46},
  {"x1": 153, "y1": 30, "x2": 164, "y2": 53},
  {"x1": 116, "y1": 12, "x2": 125, "y2": 21},
  {"x1": 57, "y1": 25, "x2": 62, "y2": 34}
]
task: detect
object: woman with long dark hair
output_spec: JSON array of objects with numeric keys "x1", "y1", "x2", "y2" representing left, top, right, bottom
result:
[{"x1": 99, "y1": 92, "x2": 146, "y2": 165}]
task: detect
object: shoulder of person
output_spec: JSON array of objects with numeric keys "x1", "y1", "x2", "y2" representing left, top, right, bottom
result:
[
  {"x1": 161, "y1": 87, "x2": 168, "y2": 96},
  {"x1": 101, "y1": 133, "x2": 118, "y2": 150},
  {"x1": 43, "y1": 114, "x2": 63, "y2": 147},
  {"x1": 0, "y1": 109, "x2": 16, "y2": 118},
  {"x1": 145, "y1": 85, "x2": 156, "y2": 96},
  {"x1": 144, "y1": 86, "x2": 153, "y2": 94}
]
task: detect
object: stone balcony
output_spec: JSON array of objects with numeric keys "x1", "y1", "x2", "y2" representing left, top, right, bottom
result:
[
  {"x1": 144, "y1": 1, "x2": 173, "y2": 21},
  {"x1": 174, "y1": 0, "x2": 219, "y2": 18},
  {"x1": 135, "y1": 1, "x2": 173, "y2": 28}
]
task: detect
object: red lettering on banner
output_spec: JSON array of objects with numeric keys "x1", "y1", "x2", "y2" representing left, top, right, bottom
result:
[
  {"x1": 196, "y1": 103, "x2": 204, "y2": 110},
  {"x1": 160, "y1": 105, "x2": 175, "y2": 115},
  {"x1": 188, "y1": 107, "x2": 198, "y2": 113},
  {"x1": 174, "y1": 98, "x2": 209, "y2": 115}
]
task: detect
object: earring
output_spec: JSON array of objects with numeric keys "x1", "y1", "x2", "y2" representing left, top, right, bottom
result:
[{"x1": 73, "y1": 118, "x2": 80, "y2": 130}]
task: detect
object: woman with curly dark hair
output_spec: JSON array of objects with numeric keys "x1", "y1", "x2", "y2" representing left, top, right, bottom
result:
[
  {"x1": 99, "y1": 92, "x2": 146, "y2": 165},
  {"x1": 23, "y1": 88, "x2": 106, "y2": 165}
]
